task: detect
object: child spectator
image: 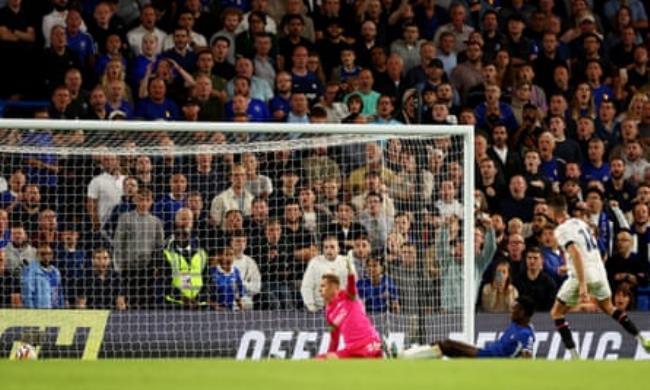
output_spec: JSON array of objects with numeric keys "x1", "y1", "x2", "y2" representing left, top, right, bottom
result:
[
  {"x1": 357, "y1": 257, "x2": 399, "y2": 313},
  {"x1": 208, "y1": 247, "x2": 245, "y2": 311}
]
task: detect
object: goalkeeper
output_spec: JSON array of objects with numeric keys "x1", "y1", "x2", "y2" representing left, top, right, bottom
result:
[
  {"x1": 400, "y1": 296, "x2": 536, "y2": 359},
  {"x1": 317, "y1": 256, "x2": 383, "y2": 359}
]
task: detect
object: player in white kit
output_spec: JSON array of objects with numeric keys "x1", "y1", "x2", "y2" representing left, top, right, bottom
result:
[{"x1": 548, "y1": 196, "x2": 650, "y2": 359}]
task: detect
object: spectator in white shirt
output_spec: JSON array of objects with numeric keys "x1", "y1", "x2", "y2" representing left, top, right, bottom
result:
[
  {"x1": 86, "y1": 153, "x2": 125, "y2": 233},
  {"x1": 301, "y1": 236, "x2": 354, "y2": 311},
  {"x1": 127, "y1": 4, "x2": 166, "y2": 56},
  {"x1": 210, "y1": 164, "x2": 254, "y2": 228},
  {"x1": 230, "y1": 230, "x2": 262, "y2": 309}
]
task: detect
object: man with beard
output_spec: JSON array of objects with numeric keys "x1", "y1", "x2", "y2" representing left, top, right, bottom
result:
[{"x1": 605, "y1": 157, "x2": 638, "y2": 213}]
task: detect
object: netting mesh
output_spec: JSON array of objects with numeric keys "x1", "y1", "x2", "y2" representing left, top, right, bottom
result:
[{"x1": 0, "y1": 125, "x2": 470, "y2": 358}]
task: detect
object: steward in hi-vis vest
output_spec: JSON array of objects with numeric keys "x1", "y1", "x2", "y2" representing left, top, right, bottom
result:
[{"x1": 158, "y1": 208, "x2": 209, "y2": 308}]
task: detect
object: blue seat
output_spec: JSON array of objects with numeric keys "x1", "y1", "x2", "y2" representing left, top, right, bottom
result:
[{"x1": 636, "y1": 286, "x2": 650, "y2": 311}]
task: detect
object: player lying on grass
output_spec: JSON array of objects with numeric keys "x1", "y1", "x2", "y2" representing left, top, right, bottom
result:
[
  {"x1": 400, "y1": 295, "x2": 536, "y2": 359},
  {"x1": 317, "y1": 257, "x2": 383, "y2": 359}
]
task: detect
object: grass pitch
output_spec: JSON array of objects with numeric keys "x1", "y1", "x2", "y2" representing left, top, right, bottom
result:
[{"x1": 1, "y1": 359, "x2": 646, "y2": 390}]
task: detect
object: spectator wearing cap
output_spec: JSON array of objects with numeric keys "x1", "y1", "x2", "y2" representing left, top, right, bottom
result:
[
  {"x1": 433, "y1": 3, "x2": 473, "y2": 54},
  {"x1": 571, "y1": 32, "x2": 609, "y2": 83},
  {"x1": 127, "y1": 4, "x2": 165, "y2": 56},
  {"x1": 502, "y1": 14, "x2": 536, "y2": 66},
  {"x1": 450, "y1": 40, "x2": 483, "y2": 103},
  {"x1": 415, "y1": 58, "x2": 445, "y2": 97},
  {"x1": 389, "y1": 22, "x2": 424, "y2": 73}
]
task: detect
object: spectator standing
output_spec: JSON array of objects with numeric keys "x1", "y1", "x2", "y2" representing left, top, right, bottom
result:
[{"x1": 21, "y1": 244, "x2": 63, "y2": 309}]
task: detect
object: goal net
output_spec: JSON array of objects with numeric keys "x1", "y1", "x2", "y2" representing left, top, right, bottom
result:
[{"x1": 0, "y1": 120, "x2": 474, "y2": 359}]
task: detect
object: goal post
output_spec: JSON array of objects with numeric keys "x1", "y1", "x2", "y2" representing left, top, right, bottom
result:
[{"x1": 0, "y1": 119, "x2": 474, "y2": 359}]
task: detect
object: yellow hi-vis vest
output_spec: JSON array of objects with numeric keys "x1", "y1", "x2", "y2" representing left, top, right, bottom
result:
[{"x1": 163, "y1": 248, "x2": 208, "y2": 304}]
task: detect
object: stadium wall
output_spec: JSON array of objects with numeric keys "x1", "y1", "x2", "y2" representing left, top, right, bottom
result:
[{"x1": 1, "y1": 310, "x2": 649, "y2": 360}]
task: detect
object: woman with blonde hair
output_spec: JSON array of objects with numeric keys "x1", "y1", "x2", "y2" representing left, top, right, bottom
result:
[
  {"x1": 619, "y1": 92, "x2": 649, "y2": 122},
  {"x1": 101, "y1": 59, "x2": 134, "y2": 105}
]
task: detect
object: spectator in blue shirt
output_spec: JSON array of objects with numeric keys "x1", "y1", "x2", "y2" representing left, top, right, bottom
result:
[
  {"x1": 22, "y1": 128, "x2": 58, "y2": 207},
  {"x1": 582, "y1": 137, "x2": 611, "y2": 183},
  {"x1": 0, "y1": 209, "x2": 9, "y2": 249},
  {"x1": 357, "y1": 257, "x2": 399, "y2": 313},
  {"x1": 161, "y1": 26, "x2": 197, "y2": 74},
  {"x1": 268, "y1": 71, "x2": 292, "y2": 122},
  {"x1": 130, "y1": 32, "x2": 160, "y2": 89},
  {"x1": 135, "y1": 77, "x2": 180, "y2": 120},
  {"x1": 153, "y1": 173, "x2": 188, "y2": 236},
  {"x1": 290, "y1": 45, "x2": 323, "y2": 103},
  {"x1": 65, "y1": 9, "x2": 95, "y2": 74},
  {"x1": 225, "y1": 76, "x2": 270, "y2": 121},
  {"x1": 55, "y1": 224, "x2": 89, "y2": 306},
  {"x1": 475, "y1": 84, "x2": 519, "y2": 133},
  {"x1": 21, "y1": 244, "x2": 64, "y2": 309},
  {"x1": 208, "y1": 246, "x2": 245, "y2": 311}
]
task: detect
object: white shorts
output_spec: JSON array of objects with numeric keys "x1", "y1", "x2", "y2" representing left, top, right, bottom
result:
[{"x1": 556, "y1": 278, "x2": 612, "y2": 307}]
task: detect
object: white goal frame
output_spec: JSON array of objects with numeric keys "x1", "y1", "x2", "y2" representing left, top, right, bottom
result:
[{"x1": 0, "y1": 119, "x2": 475, "y2": 345}]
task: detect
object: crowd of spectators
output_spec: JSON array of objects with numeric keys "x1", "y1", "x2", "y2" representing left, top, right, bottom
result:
[{"x1": 0, "y1": 0, "x2": 649, "y2": 314}]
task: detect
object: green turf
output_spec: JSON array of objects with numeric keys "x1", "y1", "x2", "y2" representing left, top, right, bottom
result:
[{"x1": 1, "y1": 359, "x2": 647, "y2": 390}]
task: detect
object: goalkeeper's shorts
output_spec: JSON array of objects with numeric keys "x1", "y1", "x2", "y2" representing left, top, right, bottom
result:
[{"x1": 335, "y1": 338, "x2": 383, "y2": 359}]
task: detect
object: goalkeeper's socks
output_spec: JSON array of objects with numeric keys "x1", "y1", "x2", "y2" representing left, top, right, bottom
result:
[
  {"x1": 568, "y1": 348, "x2": 580, "y2": 360},
  {"x1": 554, "y1": 318, "x2": 576, "y2": 350},
  {"x1": 612, "y1": 309, "x2": 640, "y2": 336},
  {"x1": 401, "y1": 344, "x2": 442, "y2": 359}
]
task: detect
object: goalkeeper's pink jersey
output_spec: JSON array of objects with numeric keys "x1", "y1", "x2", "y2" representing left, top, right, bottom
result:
[{"x1": 325, "y1": 274, "x2": 381, "y2": 353}]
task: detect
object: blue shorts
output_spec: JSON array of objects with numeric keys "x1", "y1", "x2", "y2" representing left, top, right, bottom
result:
[{"x1": 477, "y1": 348, "x2": 499, "y2": 358}]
